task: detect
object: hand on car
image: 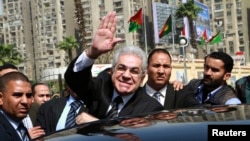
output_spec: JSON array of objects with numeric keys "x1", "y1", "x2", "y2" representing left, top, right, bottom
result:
[
  {"x1": 76, "y1": 112, "x2": 99, "y2": 124},
  {"x1": 28, "y1": 126, "x2": 45, "y2": 139}
]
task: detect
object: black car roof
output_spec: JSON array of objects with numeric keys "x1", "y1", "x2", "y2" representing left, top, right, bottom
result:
[{"x1": 35, "y1": 104, "x2": 250, "y2": 141}]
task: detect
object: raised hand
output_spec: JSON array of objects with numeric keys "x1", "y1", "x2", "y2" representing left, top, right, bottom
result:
[{"x1": 87, "y1": 11, "x2": 123, "y2": 59}]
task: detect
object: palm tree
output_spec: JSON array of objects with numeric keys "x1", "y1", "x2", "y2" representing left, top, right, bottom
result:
[
  {"x1": 74, "y1": 0, "x2": 86, "y2": 49},
  {"x1": 175, "y1": 0, "x2": 203, "y2": 56},
  {"x1": 57, "y1": 36, "x2": 79, "y2": 62},
  {"x1": 0, "y1": 44, "x2": 23, "y2": 65}
]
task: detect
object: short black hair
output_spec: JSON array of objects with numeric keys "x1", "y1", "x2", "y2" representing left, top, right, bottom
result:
[
  {"x1": 0, "y1": 71, "x2": 30, "y2": 93},
  {"x1": 0, "y1": 63, "x2": 18, "y2": 71},
  {"x1": 205, "y1": 52, "x2": 234, "y2": 73},
  {"x1": 147, "y1": 48, "x2": 172, "y2": 64}
]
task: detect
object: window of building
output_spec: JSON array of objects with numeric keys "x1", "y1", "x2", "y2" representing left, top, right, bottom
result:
[
  {"x1": 215, "y1": 11, "x2": 223, "y2": 17},
  {"x1": 214, "y1": 4, "x2": 223, "y2": 10},
  {"x1": 214, "y1": 0, "x2": 222, "y2": 3}
]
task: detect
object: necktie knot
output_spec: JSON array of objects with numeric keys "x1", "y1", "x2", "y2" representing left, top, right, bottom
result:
[
  {"x1": 65, "y1": 100, "x2": 82, "y2": 128},
  {"x1": 106, "y1": 96, "x2": 123, "y2": 118},
  {"x1": 71, "y1": 100, "x2": 82, "y2": 110},
  {"x1": 153, "y1": 92, "x2": 161, "y2": 102},
  {"x1": 114, "y1": 96, "x2": 123, "y2": 105}
]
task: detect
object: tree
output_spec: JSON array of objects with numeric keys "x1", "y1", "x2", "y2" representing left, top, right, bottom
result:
[
  {"x1": 175, "y1": 0, "x2": 203, "y2": 56},
  {"x1": 0, "y1": 44, "x2": 23, "y2": 65},
  {"x1": 74, "y1": 0, "x2": 87, "y2": 49},
  {"x1": 57, "y1": 36, "x2": 79, "y2": 62}
]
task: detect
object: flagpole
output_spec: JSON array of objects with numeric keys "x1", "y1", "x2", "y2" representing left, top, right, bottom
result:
[
  {"x1": 171, "y1": 9, "x2": 175, "y2": 53},
  {"x1": 142, "y1": 0, "x2": 148, "y2": 55},
  {"x1": 205, "y1": 43, "x2": 208, "y2": 54}
]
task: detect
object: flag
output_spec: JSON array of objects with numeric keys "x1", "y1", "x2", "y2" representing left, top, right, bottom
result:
[
  {"x1": 159, "y1": 15, "x2": 172, "y2": 38},
  {"x1": 128, "y1": 8, "x2": 143, "y2": 32},
  {"x1": 200, "y1": 28, "x2": 207, "y2": 46},
  {"x1": 235, "y1": 51, "x2": 244, "y2": 55},
  {"x1": 181, "y1": 24, "x2": 185, "y2": 36},
  {"x1": 209, "y1": 31, "x2": 222, "y2": 44}
]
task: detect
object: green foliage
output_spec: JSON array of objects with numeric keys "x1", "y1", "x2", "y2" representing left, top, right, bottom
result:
[
  {"x1": 175, "y1": 0, "x2": 203, "y2": 20},
  {"x1": 175, "y1": 0, "x2": 203, "y2": 51},
  {"x1": 0, "y1": 44, "x2": 23, "y2": 65},
  {"x1": 57, "y1": 36, "x2": 80, "y2": 61}
]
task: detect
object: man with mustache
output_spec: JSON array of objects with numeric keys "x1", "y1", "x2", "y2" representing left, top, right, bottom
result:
[
  {"x1": 176, "y1": 52, "x2": 241, "y2": 107},
  {"x1": 143, "y1": 48, "x2": 184, "y2": 109},
  {"x1": 0, "y1": 72, "x2": 43, "y2": 140}
]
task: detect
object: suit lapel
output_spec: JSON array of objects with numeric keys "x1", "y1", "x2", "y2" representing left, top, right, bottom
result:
[
  {"x1": 0, "y1": 112, "x2": 22, "y2": 141},
  {"x1": 164, "y1": 84, "x2": 176, "y2": 109},
  {"x1": 119, "y1": 87, "x2": 144, "y2": 116},
  {"x1": 54, "y1": 97, "x2": 67, "y2": 123}
]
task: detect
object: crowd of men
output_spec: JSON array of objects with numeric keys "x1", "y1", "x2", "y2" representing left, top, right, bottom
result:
[{"x1": 0, "y1": 11, "x2": 248, "y2": 141}]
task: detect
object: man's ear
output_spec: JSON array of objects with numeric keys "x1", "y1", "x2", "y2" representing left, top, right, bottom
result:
[
  {"x1": 224, "y1": 73, "x2": 231, "y2": 81},
  {"x1": 140, "y1": 74, "x2": 147, "y2": 87}
]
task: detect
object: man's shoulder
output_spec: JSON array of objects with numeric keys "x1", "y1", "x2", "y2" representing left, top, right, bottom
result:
[
  {"x1": 0, "y1": 112, "x2": 13, "y2": 130},
  {"x1": 236, "y1": 76, "x2": 250, "y2": 85},
  {"x1": 40, "y1": 97, "x2": 67, "y2": 108},
  {"x1": 185, "y1": 79, "x2": 202, "y2": 89}
]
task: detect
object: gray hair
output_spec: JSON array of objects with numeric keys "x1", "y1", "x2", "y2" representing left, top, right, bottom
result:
[{"x1": 111, "y1": 45, "x2": 147, "y2": 74}]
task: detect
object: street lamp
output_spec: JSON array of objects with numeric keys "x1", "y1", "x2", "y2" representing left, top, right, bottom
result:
[{"x1": 179, "y1": 36, "x2": 189, "y2": 83}]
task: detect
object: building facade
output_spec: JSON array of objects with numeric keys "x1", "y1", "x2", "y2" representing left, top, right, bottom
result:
[{"x1": 0, "y1": 0, "x2": 249, "y2": 81}]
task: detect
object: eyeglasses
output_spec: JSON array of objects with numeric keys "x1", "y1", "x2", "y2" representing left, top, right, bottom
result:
[{"x1": 114, "y1": 64, "x2": 144, "y2": 77}]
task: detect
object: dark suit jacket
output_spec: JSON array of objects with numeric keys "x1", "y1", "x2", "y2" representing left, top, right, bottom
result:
[
  {"x1": 175, "y1": 85, "x2": 201, "y2": 108},
  {"x1": 143, "y1": 83, "x2": 199, "y2": 109},
  {"x1": 28, "y1": 102, "x2": 40, "y2": 125},
  {"x1": 143, "y1": 84, "x2": 179, "y2": 110},
  {"x1": 64, "y1": 58, "x2": 164, "y2": 119},
  {"x1": 0, "y1": 112, "x2": 24, "y2": 141},
  {"x1": 35, "y1": 96, "x2": 87, "y2": 134}
]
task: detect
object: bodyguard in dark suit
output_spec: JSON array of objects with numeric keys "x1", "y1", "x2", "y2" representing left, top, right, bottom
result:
[
  {"x1": 0, "y1": 72, "x2": 35, "y2": 140},
  {"x1": 35, "y1": 87, "x2": 87, "y2": 134},
  {"x1": 64, "y1": 12, "x2": 163, "y2": 120},
  {"x1": 143, "y1": 48, "x2": 185, "y2": 109}
]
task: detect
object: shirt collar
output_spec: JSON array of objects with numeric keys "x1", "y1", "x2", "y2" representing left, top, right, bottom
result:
[
  {"x1": 113, "y1": 89, "x2": 134, "y2": 105},
  {"x1": 67, "y1": 95, "x2": 83, "y2": 106},
  {"x1": 145, "y1": 84, "x2": 167, "y2": 97},
  {"x1": 196, "y1": 84, "x2": 223, "y2": 102}
]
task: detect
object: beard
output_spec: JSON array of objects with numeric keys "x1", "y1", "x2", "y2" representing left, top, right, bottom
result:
[{"x1": 202, "y1": 76, "x2": 222, "y2": 90}]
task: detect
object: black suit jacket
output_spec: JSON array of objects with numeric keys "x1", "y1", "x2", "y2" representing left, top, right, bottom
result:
[
  {"x1": 143, "y1": 84, "x2": 178, "y2": 110},
  {"x1": 64, "y1": 58, "x2": 164, "y2": 119},
  {"x1": 0, "y1": 112, "x2": 23, "y2": 141},
  {"x1": 28, "y1": 102, "x2": 40, "y2": 125},
  {"x1": 143, "y1": 84, "x2": 198, "y2": 109},
  {"x1": 35, "y1": 96, "x2": 87, "y2": 134}
]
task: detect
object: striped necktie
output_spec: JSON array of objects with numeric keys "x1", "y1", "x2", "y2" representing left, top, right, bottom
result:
[
  {"x1": 65, "y1": 100, "x2": 82, "y2": 128},
  {"x1": 18, "y1": 122, "x2": 29, "y2": 141},
  {"x1": 153, "y1": 92, "x2": 161, "y2": 102},
  {"x1": 106, "y1": 96, "x2": 123, "y2": 118}
]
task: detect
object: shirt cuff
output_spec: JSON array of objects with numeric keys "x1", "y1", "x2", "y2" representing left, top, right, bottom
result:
[{"x1": 73, "y1": 51, "x2": 95, "y2": 72}]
